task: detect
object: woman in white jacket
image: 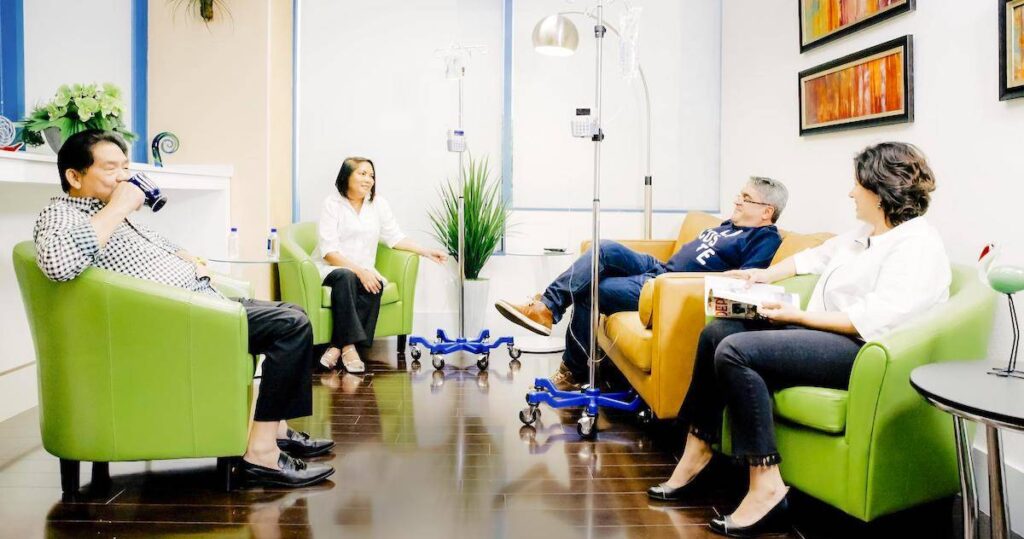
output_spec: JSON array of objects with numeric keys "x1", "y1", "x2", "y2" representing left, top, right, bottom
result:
[
  {"x1": 647, "y1": 142, "x2": 951, "y2": 537},
  {"x1": 315, "y1": 157, "x2": 446, "y2": 372}
]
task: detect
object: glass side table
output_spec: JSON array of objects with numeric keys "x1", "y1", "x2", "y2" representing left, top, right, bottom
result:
[
  {"x1": 500, "y1": 249, "x2": 577, "y2": 354},
  {"x1": 204, "y1": 257, "x2": 293, "y2": 264}
]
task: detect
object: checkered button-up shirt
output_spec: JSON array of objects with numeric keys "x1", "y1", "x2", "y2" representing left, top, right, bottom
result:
[{"x1": 33, "y1": 195, "x2": 223, "y2": 298}]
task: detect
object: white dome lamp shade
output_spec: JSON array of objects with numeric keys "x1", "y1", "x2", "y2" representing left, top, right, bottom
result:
[{"x1": 532, "y1": 15, "x2": 579, "y2": 56}]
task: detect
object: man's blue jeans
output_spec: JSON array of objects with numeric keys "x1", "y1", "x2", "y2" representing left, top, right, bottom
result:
[{"x1": 539, "y1": 240, "x2": 665, "y2": 379}]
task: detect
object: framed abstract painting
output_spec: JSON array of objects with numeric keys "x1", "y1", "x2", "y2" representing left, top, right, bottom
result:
[
  {"x1": 799, "y1": 0, "x2": 915, "y2": 53},
  {"x1": 1000, "y1": 0, "x2": 1024, "y2": 101},
  {"x1": 798, "y1": 35, "x2": 913, "y2": 136}
]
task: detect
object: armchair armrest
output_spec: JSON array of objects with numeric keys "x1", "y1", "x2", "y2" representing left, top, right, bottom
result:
[
  {"x1": 375, "y1": 244, "x2": 420, "y2": 329},
  {"x1": 375, "y1": 244, "x2": 419, "y2": 286},
  {"x1": 36, "y1": 268, "x2": 252, "y2": 460},
  {"x1": 645, "y1": 273, "x2": 712, "y2": 415}
]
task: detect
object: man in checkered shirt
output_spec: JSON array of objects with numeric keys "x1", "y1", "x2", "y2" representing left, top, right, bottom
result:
[{"x1": 33, "y1": 130, "x2": 334, "y2": 488}]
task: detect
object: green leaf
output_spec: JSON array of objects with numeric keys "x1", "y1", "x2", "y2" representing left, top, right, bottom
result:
[{"x1": 426, "y1": 155, "x2": 511, "y2": 279}]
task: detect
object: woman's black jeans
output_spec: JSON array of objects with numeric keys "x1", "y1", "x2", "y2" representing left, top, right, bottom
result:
[
  {"x1": 678, "y1": 319, "x2": 862, "y2": 466},
  {"x1": 322, "y1": 268, "x2": 382, "y2": 349}
]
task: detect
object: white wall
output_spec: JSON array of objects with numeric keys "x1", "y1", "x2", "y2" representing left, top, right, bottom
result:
[
  {"x1": 296, "y1": 0, "x2": 723, "y2": 327},
  {"x1": 721, "y1": 0, "x2": 1024, "y2": 531},
  {"x1": 21, "y1": 0, "x2": 133, "y2": 142}
]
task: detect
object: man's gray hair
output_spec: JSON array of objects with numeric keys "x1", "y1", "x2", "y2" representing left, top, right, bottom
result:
[{"x1": 747, "y1": 176, "x2": 788, "y2": 224}]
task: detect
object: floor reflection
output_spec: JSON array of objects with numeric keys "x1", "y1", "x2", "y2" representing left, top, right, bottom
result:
[{"x1": 0, "y1": 338, "x2": 959, "y2": 537}]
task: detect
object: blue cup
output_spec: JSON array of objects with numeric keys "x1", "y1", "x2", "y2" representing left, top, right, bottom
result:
[{"x1": 126, "y1": 172, "x2": 167, "y2": 212}]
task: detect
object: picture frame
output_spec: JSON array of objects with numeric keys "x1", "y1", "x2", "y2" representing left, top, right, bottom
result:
[
  {"x1": 1000, "y1": 0, "x2": 1024, "y2": 101},
  {"x1": 798, "y1": 35, "x2": 914, "y2": 136},
  {"x1": 799, "y1": 0, "x2": 915, "y2": 53}
]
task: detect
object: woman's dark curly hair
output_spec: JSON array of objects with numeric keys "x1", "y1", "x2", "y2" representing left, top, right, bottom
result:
[
  {"x1": 335, "y1": 156, "x2": 376, "y2": 201},
  {"x1": 854, "y1": 142, "x2": 935, "y2": 227}
]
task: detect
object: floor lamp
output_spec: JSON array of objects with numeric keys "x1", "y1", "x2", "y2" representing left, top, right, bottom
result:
[{"x1": 519, "y1": 1, "x2": 649, "y2": 440}]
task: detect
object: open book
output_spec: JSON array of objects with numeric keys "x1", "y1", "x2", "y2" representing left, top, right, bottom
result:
[{"x1": 704, "y1": 276, "x2": 800, "y2": 320}]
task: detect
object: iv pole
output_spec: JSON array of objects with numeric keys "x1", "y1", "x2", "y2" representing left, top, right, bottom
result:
[
  {"x1": 408, "y1": 44, "x2": 522, "y2": 372},
  {"x1": 519, "y1": 0, "x2": 647, "y2": 439}
]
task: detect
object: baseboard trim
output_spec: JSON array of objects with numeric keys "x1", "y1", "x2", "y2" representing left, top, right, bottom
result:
[{"x1": 0, "y1": 365, "x2": 37, "y2": 423}]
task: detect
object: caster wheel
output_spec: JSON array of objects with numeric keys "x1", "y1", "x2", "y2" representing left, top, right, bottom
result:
[
  {"x1": 519, "y1": 425, "x2": 537, "y2": 442},
  {"x1": 432, "y1": 355, "x2": 445, "y2": 370},
  {"x1": 638, "y1": 408, "x2": 654, "y2": 425},
  {"x1": 430, "y1": 370, "x2": 445, "y2": 391},
  {"x1": 509, "y1": 358, "x2": 522, "y2": 372},
  {"x1": 519, "y1": 405, "x2": 541, "y2": 425},
  {"x1": 476, "y1": 354, "x2": 490, "y2": 371},
  {"x1": 508, "y1": 346, "x2": 522, "y2": 360},
  {"x1": 410, "y1": 347, "x2": 421, "y2": 360},
  {"x1": 577, "y1": 414, "x2": 597, "y2": 439}
]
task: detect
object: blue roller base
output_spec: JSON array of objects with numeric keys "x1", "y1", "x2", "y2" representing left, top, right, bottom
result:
[
  {"x1": 408, "y1": 329, "x2": 521, "y2": 371},
  {"x1": 519, "y1": 377, "x2": 650, "y2": 440}
]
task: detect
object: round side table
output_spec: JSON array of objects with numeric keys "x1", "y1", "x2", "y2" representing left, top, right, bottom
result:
[{"x1": 910, "y1": 361, "x2": 1024, "y2": 539}]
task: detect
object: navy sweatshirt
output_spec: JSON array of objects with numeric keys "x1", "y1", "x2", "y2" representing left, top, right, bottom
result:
[{"x1": 663, "y1": 220, "x2": 782, "y2": 273}]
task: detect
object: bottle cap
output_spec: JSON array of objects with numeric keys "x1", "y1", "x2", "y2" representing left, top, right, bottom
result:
[
  {"x1": 230, "y1": 227, "x2": 238, "y2": 232},
  {"x1": 271, "y1": 227, "x2": 278, "y2": 232}
]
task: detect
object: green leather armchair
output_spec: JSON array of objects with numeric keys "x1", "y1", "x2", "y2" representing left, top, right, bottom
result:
[
  {"x1": 278, "y1": 222, "x2": 419, "y2": 353},
  {"x1": 12, "y1": 241, "x2": 255, "y2": 497},
  {"x1": 719, "y1": 265, "x2": 997, "y2": 521}
]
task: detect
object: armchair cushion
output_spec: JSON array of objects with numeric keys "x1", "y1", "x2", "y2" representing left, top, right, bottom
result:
[
  {"x1": 321, "y1": 281, "x2": 399, "y2": 307},
  {"x1": 773, "y1": 386, "x2": 849, "y2": 434}
]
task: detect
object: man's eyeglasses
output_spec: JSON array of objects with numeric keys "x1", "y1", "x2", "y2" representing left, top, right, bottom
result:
[{"x1": 735, "y1": 194, "x2": 771, "y2": 207}]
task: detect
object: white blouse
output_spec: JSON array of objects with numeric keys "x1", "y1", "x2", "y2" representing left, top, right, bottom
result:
[
  {"x1": 315, "y1": 192, "x2": 406, "y2": 281},
  {"x1": 793, "y1": 216, "x2": 951, "y2": 341}
]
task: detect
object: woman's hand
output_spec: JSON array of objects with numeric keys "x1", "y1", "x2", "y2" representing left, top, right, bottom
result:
[
  {"x1": 758, "y1": 301, "x2": 805, "y2": 325},
  {"x1": 724, "y1": 268, "x2": 772, "y2": 286},
  {"x1": 355, "y1": 267, "x2": 383, "y2": 294},
  {"x1": 422, "y1": 248, "x2": 448, "y2": 265}
]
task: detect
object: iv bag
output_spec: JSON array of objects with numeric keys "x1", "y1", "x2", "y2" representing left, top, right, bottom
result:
[{"x1": 618, "y1": 7, "x2": 642, "y2": 81}]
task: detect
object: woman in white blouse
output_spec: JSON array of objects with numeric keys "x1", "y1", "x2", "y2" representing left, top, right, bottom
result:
[
  {"x1": 646, "y1": 142, "x2": 951, "y2": 537},
  {"x1": 316, "y1": 157, "x2": 447, "y2": 373}
]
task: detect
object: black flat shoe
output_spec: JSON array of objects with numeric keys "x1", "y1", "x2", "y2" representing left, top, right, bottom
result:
[
  {"x1": 277, "y1": 429, "x2": 335, "y2": 458},
  {"x1": 240, "y1": 452, "x2": 334, "y2": 488},
  {"x1": 709, "y1": 495, "x2": 790, "y2": 537},
  {"x1": 647, "y1": 465, "x2": 712, "y2": 501}
]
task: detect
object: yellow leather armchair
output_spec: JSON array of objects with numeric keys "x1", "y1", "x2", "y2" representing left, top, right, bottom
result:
[{"x1": 593, "y1": 212, "x2": 831, "y2": 419}]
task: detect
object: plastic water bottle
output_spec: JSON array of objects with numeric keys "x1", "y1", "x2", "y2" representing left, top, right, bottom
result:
[
  {"x1": 227, "y1": 227, "x2": 240, "y2": 259},
  {"x1": 266, "y1": 227, "x2": 280, "y2": 260}
]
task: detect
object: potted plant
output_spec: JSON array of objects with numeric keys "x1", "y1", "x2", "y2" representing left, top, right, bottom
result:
[
  {"x1": 17, "y1": 83, "x2": 136, "y2": 153},
  {"x1": 428, "y1": 156, "x2": 511, "y2": 336}
]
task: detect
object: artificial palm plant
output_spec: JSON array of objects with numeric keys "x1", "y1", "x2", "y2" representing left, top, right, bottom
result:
[{"x1": 428, "y1": 156, "x2": 511, "y2": 280}]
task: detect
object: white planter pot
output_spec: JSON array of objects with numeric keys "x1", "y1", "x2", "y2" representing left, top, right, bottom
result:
[{"x1": 462, "y1": 278, "x2": 490, "y2": 339}]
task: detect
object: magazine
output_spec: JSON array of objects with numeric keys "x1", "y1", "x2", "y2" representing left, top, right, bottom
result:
[{"x1": 704, "y1": 276, "x2": 800, "y2": 320}]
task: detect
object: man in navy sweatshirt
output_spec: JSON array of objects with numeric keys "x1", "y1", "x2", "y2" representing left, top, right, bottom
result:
[{"x1": 495, "y1": 177, "x2": 788, "y2": 390}]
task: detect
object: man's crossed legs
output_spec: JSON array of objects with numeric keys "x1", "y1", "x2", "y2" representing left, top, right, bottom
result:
[{"x1": 495, "y1": 240, "x2": 664, "y2": 389}]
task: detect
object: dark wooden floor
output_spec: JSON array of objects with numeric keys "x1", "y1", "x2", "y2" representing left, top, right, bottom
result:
[{"x1": 0, "y1": 341, "x2": 1006, "y2": 538}]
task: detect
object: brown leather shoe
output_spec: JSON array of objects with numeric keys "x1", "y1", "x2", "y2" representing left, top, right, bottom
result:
[
  {"x1": 550, "y1": 362, "x2": 582, "y2": 392},
  {"x1": 495, "y1": 295, "x2": 553, "y2": 336}
]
